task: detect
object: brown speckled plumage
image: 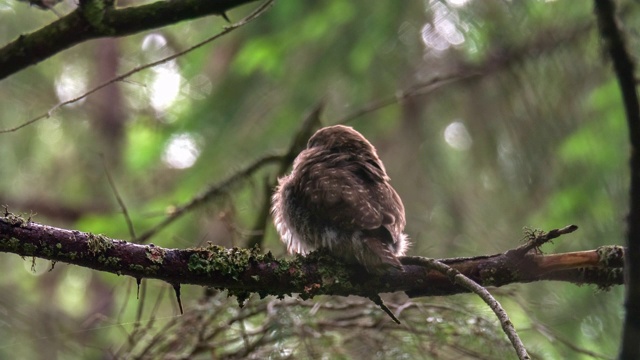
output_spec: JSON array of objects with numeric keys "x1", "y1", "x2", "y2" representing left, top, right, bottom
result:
[{"x1": 271, "y1": 125, "x2": 408, "y2": 273}]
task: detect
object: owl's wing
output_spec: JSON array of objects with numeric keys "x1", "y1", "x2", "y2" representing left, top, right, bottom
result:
[{"x1": 303, "y1": 155, "x2": 404, "y2": 232}]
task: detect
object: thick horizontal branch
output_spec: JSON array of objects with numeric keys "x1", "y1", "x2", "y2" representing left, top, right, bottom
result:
[
  {"x1": 0, "y1": 215, "x2": 624, "y2": 301},
  {"x1": 0, "y1": 0, "x2": 257, "y2": 80}
]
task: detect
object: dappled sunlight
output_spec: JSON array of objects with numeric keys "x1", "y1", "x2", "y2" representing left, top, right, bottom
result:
[
  {"x1": 141, "y1": 33, "x2": 168, "y2": 54},
  {"x1": 149, "y1": 61, "x2": 181, "y2": 113},
  {"x1": 444, "y1": 121, "x2": 472, "y2": 151},
  {"x1": 580, "y1": 315, "x2": 604, "y2": 340},
  {"x1": 448, "y1": 0, "x2": 471, "y2": 7},
  {"x1": 140, "y1": 33, "x2": 183, "y2": 113},
  {"x1": 0, "y1": 0, "x2": 14, "y2": 13},
  {"x1": 54, "y1": 64, "x2": 88, "y2": 105},
  {"x1": 421, "y1": 1, "x2": 466, "y2": 51},
  {"x1": 162, "y1": 133, "x2": 201, "y2": 169}
]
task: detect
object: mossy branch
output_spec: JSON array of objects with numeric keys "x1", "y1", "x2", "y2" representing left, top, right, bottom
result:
[
  {"x1": 0, "y1": 214, "x2": 624, "y2": 303},
  {"x1": 0, "y1": 0, "x2": 259, "y2": 80}
]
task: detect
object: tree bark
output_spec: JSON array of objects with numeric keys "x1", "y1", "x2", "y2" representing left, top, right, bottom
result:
[
  {"x1": 0, "y1": 214, "x2": 624, "y2": 302},
  {"x1": 0, "y1": 0, "x2": 257, "y2": 80}
]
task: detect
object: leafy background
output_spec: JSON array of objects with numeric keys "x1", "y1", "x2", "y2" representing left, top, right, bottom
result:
[{"x1": 0, "y1": 0, "x2": 637, "y2": 358}]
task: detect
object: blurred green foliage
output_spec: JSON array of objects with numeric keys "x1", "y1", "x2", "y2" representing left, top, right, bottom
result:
[{"x1": 0, "y1": 0, "x2": 638, "y2": 358}]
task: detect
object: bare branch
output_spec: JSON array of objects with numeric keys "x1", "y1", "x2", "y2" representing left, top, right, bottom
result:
[
  {"x1": 0, "y1": 0, "x2": 264, "y2": 81},
  {"x1": 102, "y1": 155, "x2": 137, "y2": 241},
  {"x1": 512, "y1": 224, "x2": 579, "y2": 255},
  {"x1": 334, "y1": 18, "x2": 594, "y2": 127},
  {"x1": 136, "y1": 152, "x2": 283, "y2": 243},
  {"x1": 0, "y1": 0, "x2": 274, "y2": 133},
  {"x1": 245, "y1": 101, "x2": 324, "y2": 249},
  {"x1": 336, "y1": 73, "x2": 477, "y2": 126}
]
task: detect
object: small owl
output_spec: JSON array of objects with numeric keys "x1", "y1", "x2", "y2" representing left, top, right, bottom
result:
[{"x1": 271, "y1": 125, "x2": 408, "y2": 273}]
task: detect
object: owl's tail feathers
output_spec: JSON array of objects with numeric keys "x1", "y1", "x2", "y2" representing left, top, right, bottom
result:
[{"x1": 361, "y1": 238, "x2": 404, "y2": 273}]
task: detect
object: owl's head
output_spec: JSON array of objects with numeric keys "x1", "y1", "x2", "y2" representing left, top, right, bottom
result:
[{"x1": 307, "y1": 125, "x2": 377, "y2": 155}]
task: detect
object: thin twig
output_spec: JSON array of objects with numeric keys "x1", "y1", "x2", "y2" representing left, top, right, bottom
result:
[
  {"x1": 402, "y1": 256, "x2": 530, "y2": 360},
  {"x1": 370, "y1": 294, "x2": 401, "y2": 324},
  {"x1": 245, "y1": 101, "x2": 324, "y2": 249},
  {"x1": 130, "y1": 278, "x2": 147, "y2": 348},
  {"x1": 336, "y1": 72, "x2": 478, "y2": 126},
  {"x1": 245, "y1": 177, "x2": 275, "y2": 250},
  {"x1": 332, "y1": 17, "x2": 595, "y2": 129},
  {"x1": 136, "y1": 153, "x2": 283, "y2": 243},
  {"x1": 514, "y1": 224, "x2": 578, "y2": 255},
  {"x1": 102, "y1": 155, "x2": 137, "y2": 240},
  {"x1": 0, "y1": 0, "x2": 275, "y2": 134},
  {"x1": 278, "y1": 101, "x2": 325, "y2": 174}
]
